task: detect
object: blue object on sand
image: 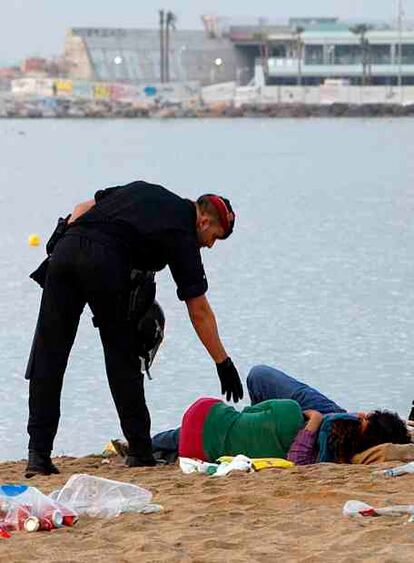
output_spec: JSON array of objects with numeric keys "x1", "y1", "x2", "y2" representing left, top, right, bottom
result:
[{"x1": 0, "y1": 485, "x2": 29, "y2": 497}]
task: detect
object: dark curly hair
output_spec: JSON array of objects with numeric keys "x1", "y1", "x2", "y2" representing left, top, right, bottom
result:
[
  {"x1": 360, "y1": 410, "x2": 411, "y2": 451},
  {"x1": 328, "y1": 410, "x2": 410, "y2": 463}
]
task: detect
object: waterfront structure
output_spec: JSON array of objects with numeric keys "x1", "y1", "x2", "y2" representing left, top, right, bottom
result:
[
  {"x1": 230, "y1": 18, "x2": 414, "y2": 86},
  {"x1": 62, "y1": 18, "x2": 414, "y2": 88},
  {"x1": 63, "y1": 27, "x2": 248, "y2": 85}
]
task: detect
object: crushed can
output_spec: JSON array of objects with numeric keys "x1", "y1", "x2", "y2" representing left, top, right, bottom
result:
[
  {"x1": 24, "y1": 516, "x2": 40, "y2": 533},
  {"x1": 62, "y1": 514, "x2": 79, "y2": 527}
]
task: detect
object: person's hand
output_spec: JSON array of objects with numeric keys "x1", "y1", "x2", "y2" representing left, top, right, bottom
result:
[
  {"x1": 303, "y1": 410, "x2": 324, "y2": 432},
  {"x1": 216, "y1": 357, "x2": 244, "y2": 403}
]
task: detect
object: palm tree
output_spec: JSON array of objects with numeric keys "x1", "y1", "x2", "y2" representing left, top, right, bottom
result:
[
  {"x1": 295, "y1": 26, "x2": 305, "y2": 86},
  {"x1": 165, "y1": 11, "x2": 177, "y2": 82},
  {"x1": 350, "y1": 24, "x2": 372, "y2": 85}
]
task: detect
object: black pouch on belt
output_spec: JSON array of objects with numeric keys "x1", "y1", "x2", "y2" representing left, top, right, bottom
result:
[
  {"x1": 92, "y1": 270, "x2": 156, "y2": 329},
  {"x1": 29, "y1": 214, "x2": 71, "y2": 288},
  {"x1": 127, "y1": 269, "x2": 156, "y2": 322}
]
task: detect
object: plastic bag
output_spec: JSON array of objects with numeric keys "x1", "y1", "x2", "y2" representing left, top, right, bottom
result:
[
  {"x1": 213, "y1": 454, "x2": 253, "y2": 477},
  {"x1": 179, "y1": 458, "x2": 219, "y2": 475},
  {"x1": 179, "y1": 455, "x2": 253, "y2": 477},
  {"x1": 343, "y1": 499, "x2": 414, "y2": 517},
  {"x1": 0, "y1": 484, "x2": 78, "y2": 534},
  {"x1": 50, "y1": 474, "x2": 155, "y2": 518}
]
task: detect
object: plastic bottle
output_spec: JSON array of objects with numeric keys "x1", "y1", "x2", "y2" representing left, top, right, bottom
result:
[
  {"x1": 51, "y1": 474, "x2": 153, "y2": 518},
  {"x1": 375, "y1": 461, "x2": 414, "y2": 478}
]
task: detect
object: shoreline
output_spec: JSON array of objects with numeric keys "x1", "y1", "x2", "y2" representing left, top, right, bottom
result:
[
  {"x1": 1, "y1": 454, "x2": 413, "y2": 561},
  {"x1": 2, "y1": 102, "x2": 414, "y2": 120}
]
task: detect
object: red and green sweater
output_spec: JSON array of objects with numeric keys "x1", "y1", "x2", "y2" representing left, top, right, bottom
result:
[{"x1": 178, "y1": 397, "x2": 304, "y2": 462}]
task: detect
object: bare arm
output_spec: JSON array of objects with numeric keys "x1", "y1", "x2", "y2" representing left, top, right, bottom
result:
[
  {"x1": 67, "y1": 199, "x2": 95, "y2": 224},
  {"x1": 302, "y1": 410, "x2": 324, "y2": 432},
  {"x1": 185, "y1": 294, "x2": 228, "y2": 363}
]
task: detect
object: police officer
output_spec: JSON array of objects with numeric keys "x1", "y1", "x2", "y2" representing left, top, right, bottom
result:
[{"x1": 25, "y1": 180, "x2": 243, "y2": 476}]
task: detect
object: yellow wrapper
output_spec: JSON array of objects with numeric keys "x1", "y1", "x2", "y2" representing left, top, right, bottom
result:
[{"x1": 252, "y1": 458, "x2": 294, "y2": 471}]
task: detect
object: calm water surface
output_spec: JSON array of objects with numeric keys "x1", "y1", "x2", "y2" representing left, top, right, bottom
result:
[{"x1": 1, "y1": 117, "x2": 413, "y2": 461}]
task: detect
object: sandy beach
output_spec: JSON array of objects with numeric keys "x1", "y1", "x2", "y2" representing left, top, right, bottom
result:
[{"x1": 0, "y1": 455, "x2": 413, "y2": 562}]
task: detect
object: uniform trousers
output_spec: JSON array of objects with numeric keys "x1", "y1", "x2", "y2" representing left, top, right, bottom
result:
[{"x1": 26, "y1": 234, "x2": 153, "y2": 459}]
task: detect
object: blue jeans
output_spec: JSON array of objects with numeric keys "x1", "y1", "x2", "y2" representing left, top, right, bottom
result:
[
  {"x1": 152, "y1": 428, "x2": 180, "y2": 452},
  {"x1": 247, "y1": 365, "x2": 346, "y2": 414},
  {"x1": 152, "y1": 364, "x2": 346, "y2": 452}
]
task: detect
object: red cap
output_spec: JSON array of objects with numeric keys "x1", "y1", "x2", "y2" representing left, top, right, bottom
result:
[{"x1": 206, "y1": 195, "x2": 234, "y2": 237}]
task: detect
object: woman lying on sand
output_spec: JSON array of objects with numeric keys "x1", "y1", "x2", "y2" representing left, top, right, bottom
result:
[
  {"x1": 148, "y1": 365, "x2": 411, "y2": 465},
  {"x1": 106, "y1": 307, "x2": 411, "y2": 466}
]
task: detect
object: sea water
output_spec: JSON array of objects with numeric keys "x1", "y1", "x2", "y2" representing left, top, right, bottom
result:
[{"x1": 0, "y1": 117, "x2": 413, "y2": 461}]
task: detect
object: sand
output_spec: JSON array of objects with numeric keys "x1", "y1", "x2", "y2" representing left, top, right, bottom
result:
[{"x1": 0, "y1": 455, "x2": 413, "y2": 562}]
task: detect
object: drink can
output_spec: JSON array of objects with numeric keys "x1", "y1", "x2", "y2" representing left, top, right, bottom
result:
[
  {"x1": 62, "y1": 514, "x2": 79, "y2": 527},
  {"x1": 24, "y1": 516, "x2": 40, "y2": 533},
  {"x1": 50, "y1": 509, "x2": 63, "y2": 528},
  {"x1": 38, "y1": 516, "x2": 54, "y2": 531},
  {"x1": 17, "y1": 505, "x2": 32, "y2": 530}
]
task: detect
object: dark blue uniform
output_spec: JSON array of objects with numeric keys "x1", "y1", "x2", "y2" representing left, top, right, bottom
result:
[{"x1": 26, "y1": 181, "x2": 208, "y2": 461}]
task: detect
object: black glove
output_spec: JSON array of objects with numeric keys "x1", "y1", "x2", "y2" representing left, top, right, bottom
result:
[{"x1": 216, "y1": 357, "x2": 244, "y2": 403}]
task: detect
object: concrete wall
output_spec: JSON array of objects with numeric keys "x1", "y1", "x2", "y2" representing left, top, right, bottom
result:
[
  {"x1": 233, "y1": 85, "x2": 414, "y2": 106},
  {"x1": 11, "y1": 76, "x2": 414, "y2": 107},
  {"x1": 201, "y1": 82, "x2": 237, "y2": 103},
  {"x1": 11, "y1": 77, "x2": 201, "y2": 105}
]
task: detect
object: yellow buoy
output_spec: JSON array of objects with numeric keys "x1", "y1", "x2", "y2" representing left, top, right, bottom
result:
[{"x1": 28, "y1": 234, "x2": 41, "y2": 247}]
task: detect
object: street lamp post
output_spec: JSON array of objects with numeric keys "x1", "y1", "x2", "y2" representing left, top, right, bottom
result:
[
  {"x1": 397, "y1": 0, "x2": 404, "y2": 102},
  {"x1": 178, "y1": 45, "x2": 187, "y2": 82},
  {"x1": 210, "y1": 57, "x2": 223, "y2": 84},
  {"x1": 295, "y1": 26, "x2": 304, "y2": 87}
]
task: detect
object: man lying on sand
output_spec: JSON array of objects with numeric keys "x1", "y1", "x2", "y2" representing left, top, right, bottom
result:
[{"x1": 147, "y1": 365, "x2": 412, "y2": 465}]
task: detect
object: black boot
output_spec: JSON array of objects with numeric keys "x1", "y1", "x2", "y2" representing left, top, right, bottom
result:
[
  {"x1": 125, "y1": 454, "x2": 157, "y2": 467},
  {"x1": 25, "y1": 451, "x2": 60, "y2": 478}
]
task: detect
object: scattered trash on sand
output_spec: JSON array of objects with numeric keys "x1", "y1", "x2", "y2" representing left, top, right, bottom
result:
[
  {"x1": 0, "y1": 484, "x2": 78, "y2": 537},
  {"x1": 179, "y1": 455, "x2": 294, "y2": 476},
  {"x1": 372, "y1": 461, "x2": 414, "y2": 478},
  {"x1": 343, "y1": 499, "x2": 414, "y2": 521},
  {"x1": 50, "y1": 474, "x2": 162, "y2": 518}
]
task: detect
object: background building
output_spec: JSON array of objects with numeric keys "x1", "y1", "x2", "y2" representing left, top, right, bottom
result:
[
  {"x1": 230, "y1": 18, "x2": 414, "y2": 86},
  {"x1": 63, "y1": 27, "x2": 249, "y2": 85},
  {"x1": 62, "y1": 18, "x2": 414, "y2": 88}
]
